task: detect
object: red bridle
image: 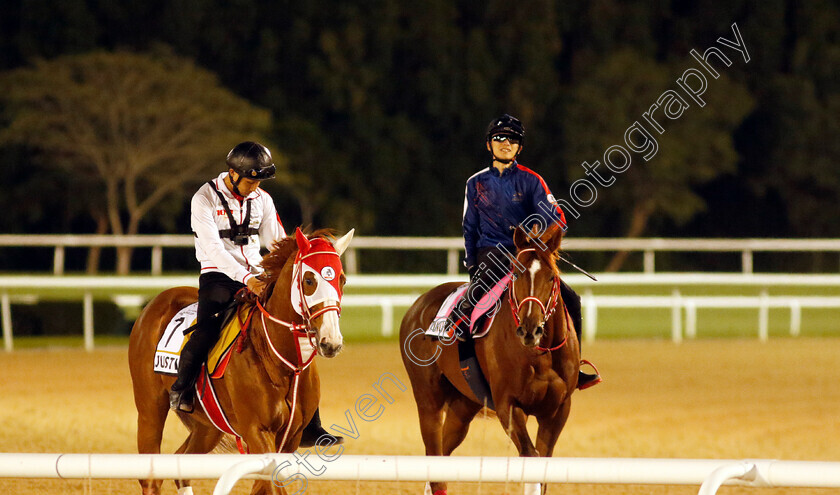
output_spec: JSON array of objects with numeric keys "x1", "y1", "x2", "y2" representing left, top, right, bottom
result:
[
  {"x1": 255, "y1": 248, "x2": 343, "y2": 336},
  {"x1": 508, "y1": 247, "x2": 566, "y2": 352}
]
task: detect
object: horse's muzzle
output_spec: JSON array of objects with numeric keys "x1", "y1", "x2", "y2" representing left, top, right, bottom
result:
[
  {"x1": 318, "y1": 338, "x2": 343, "y2": 358},
  {"x1": 516, "y1": 324, "x2": 544, "y2": 348}
]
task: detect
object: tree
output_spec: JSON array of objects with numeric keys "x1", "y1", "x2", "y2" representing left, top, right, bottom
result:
[
  {"x1": 740, "y1": 1, "x2": 840, "y2": 240},
  {"x1": 562, "y1": 49, "x2": 754, "y2": 270},
  {"x1": 744, "y1": 78, "x2": 840, "y2": 238},
  {"x1": 0, "y1": 48, "x2": 276, "y2": 273}
]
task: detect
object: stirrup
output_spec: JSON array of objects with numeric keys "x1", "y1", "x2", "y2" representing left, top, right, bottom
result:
[
  {"x1": 577, "y1": 359, "x2": 602, "y2": 390},
  {"x1": 169, "y1": 389, "x2": 195, "y2": 413}
]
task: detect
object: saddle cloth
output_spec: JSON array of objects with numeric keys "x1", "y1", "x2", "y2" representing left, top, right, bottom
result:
[
  {"x1": 425, "y1": 272, "x2": 513, "y2": 339},
  {"x1": 153, "y1": 302, "x2": 250, "y2": 379}
]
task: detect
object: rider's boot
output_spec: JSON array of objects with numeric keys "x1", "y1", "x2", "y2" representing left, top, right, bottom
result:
[
  {"x1": 299, "y1": 408, "x2": 344, "y2": 448},
  {"x1": 444, "y1": 298, "x2": 474, "y2": 342},
  {"x1": 447, "y1": 314, "x2": 472, "y2": 342},
  {"x1": 169, "y1": 336, "x2": 205, "y2": 413},
  {"x1": 578, "y1": 359, "x2": 602, "y2": 390}
]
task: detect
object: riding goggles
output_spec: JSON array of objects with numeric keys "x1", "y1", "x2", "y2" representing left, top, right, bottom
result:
[{"x1": 491, "y1": 134, "x2": 521, "y2": 144}]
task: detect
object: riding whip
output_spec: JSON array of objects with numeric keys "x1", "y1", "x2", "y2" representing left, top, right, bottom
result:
[{"x1": 558, "y1": 254, "x2": 598, "y2": 281}]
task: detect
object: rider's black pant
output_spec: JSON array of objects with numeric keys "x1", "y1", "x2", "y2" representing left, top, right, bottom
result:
[{"x1": 172, "y1": 272, "x2": 245, "y2": 392}]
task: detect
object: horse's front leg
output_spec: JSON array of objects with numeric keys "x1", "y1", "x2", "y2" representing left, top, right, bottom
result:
[
  {"x1": 242, "y1": 429, "x2": 287, "y2": 495},
  {"x1": 531, "y1": 399, "x2": 573, "y2": 495},
  {"x1": 497, "y1": 400, "x2": 542, "y2": 495},
  {"x1": 536, "y1": 398, "x2": 572, "y2": 458},
  {"x1": 497, "y1": 400, "x2": 539, "y2": 457}
]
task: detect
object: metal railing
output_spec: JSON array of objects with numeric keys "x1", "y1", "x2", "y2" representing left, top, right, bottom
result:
[
  {"x1": 3, "y1": 273, "x2": 840, "y2": 351},
  {"x1": 2, "y1": 453, "x2": 840, "y2": 495},
  {"x1": 2, "y1": 235, "x2": 840, "y2": 275}
]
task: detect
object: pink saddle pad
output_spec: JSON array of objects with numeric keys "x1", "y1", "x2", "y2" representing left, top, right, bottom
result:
[{"x1": 426, "y1": 272, "x2": 513, "y2": 339}]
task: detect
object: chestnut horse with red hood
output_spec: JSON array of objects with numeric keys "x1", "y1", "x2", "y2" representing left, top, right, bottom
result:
[{"x1": 129, "y1": 228, "x2": 353, "y2": 495}]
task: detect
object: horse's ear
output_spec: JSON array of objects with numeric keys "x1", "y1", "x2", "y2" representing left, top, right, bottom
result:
[
  {"x1": 294, "y1": 227, "x2": 311, "y2": 254},
  {"x1": 513, "y1": 225, "x2": 530, "y2": 249},
  {"x1": 333, "y1": 228, "x2": 355, "y2": 256},
  {"x1": 544, "y1": 225, "x2": 565, "y2": 254}
]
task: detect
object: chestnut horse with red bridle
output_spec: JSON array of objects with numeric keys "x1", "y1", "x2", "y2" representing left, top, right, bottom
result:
[
  {"x1": 400, "y1": 225, "x2": 579, "y2": 495},
  {"x1": 129, "y1": 228, "x2": 353, "y2": 495}
]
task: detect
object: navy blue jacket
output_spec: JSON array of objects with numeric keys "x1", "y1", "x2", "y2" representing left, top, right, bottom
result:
[{"x1": 462, "y1": 162, "x2": 566, "y2": 268}]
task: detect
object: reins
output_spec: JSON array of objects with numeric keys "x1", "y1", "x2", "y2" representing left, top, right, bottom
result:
[{"x1": 249, "y1": 245, "x2": 343, "y2": 452}]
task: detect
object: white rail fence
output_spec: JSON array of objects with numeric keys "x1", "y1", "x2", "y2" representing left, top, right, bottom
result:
[
  {"x1": 2, "y1": 273, "x2": 840, "y2": 351},
  {"x1": 2, "y1": 235, "x2": 840, "y2": 275},
  {"x1": 1, "y1": 453, "x2": 839, "y2": 495}
]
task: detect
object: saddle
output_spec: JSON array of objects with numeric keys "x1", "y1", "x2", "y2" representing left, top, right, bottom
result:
[
  {"x1": 424, "y1": 272, "x2": 513, "y2": 340},
  {"x1": 153, "y1": 302, "x2": 254, "y2": 379}
]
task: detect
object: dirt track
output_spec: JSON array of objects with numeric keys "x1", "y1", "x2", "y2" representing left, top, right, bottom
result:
[{"x1": 1, "y1": 338, "x2": 838, "y2": 494}]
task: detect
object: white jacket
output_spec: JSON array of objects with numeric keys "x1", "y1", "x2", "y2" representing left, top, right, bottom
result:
[{"x1": 191, "y1": 172, "x2": 286, "y2": 284}]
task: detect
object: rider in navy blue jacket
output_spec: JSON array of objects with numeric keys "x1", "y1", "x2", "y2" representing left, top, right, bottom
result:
[
  {"x1": 449, "y1": 114, "x2": 601, "y2": 390},
  {"x1": 462, "y1": 160, "x2": 566, "y2": 270}
]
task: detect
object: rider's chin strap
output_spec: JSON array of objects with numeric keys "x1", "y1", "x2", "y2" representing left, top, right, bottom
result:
[{"x1": 229, "y1": 172, "x2": 246, "y2": 197}]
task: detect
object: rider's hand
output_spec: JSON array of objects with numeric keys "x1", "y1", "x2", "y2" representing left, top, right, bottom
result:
[
  {"x1": 246, "y1": 276, "x2": 268, "y2": 297},
  {"x1": 467, "y1": 264, "x2": 478, "y2": 279}
]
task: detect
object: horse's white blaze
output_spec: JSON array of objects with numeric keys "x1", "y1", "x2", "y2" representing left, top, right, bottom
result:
[
  {"x1": 318, "y1": 305, "x2": 343, "y2": 347},
  {"x1": 527, "y1": 259, "x2": 541, "y2": 318},
  {"x1": 177, "y1": 487, "x2": 194, "y2": 495},
  {"x1": 528, "y1": 259, "x2": 541, "y2": 296}
]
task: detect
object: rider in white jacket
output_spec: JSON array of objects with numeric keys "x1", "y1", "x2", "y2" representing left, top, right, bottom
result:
[
  {"x1": 191, "y1": 170, "x2": 286, "y2": 287},
  {"x1": 170, "y1": 141, "x2": 341, "y2": 446}
]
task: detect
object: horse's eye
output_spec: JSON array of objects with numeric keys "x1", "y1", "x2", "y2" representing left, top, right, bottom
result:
[{"x1": 304, "y1": 278, "x2": 314, "y2": 286}]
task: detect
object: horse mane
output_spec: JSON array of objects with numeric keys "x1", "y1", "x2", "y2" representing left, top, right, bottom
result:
[{"x1": 260, "y1": 228, "x2": 337, "y2": 286}]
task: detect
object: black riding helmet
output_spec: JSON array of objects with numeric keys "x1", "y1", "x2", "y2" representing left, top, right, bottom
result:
[
  {"x1": 226, "y1": 141, "x2": 276, "y2": 180},
  {"x1": 486, "y1": 114, "x2": 524, "y2": 164},
  {"x1": 225, "y1": 142, "x2": 276, "y2": 196},
  {"x1": 486, "y1": 114, "x2": 525, "y2": 143}
]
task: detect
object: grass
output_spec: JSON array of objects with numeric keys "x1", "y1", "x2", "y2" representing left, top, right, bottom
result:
[
  {"x1": 4, "y1": 277, "x2": 839, "y2": 349},
  {"x1": 8, "y1": 302, "x2": 839, "y2": 351}
]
